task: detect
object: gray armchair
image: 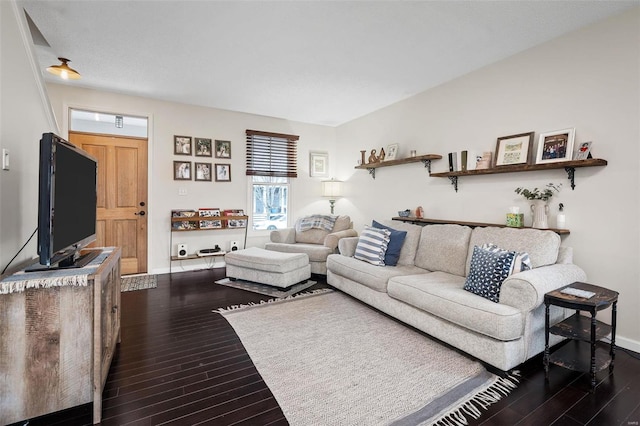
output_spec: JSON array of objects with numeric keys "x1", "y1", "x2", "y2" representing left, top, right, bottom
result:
[{"x1": 265, "y1": 215, "x2": 357, "y2": 274}]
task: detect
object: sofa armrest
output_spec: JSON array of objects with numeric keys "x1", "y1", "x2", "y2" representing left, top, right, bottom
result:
[
  {"x1": 324, "y1": 229, "x2": 358, "y2": 250},
  {"x1": 269, "y1": 228, "x2": 296, "y2": 244},
  {"x1": 500, "y1": 264, "x2": 587, "y2": 312},
  {"x1": 337, "y1": 236, "x2": 360, "y2": 257}
]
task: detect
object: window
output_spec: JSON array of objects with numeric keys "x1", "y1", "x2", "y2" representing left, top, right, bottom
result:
[{"x1": 246, "y1": 130, "x2": 299, "y2": 230}]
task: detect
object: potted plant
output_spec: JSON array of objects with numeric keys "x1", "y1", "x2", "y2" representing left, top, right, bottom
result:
[{"x1": 514, "y1": 183, "x2": 562, "y2": 228}]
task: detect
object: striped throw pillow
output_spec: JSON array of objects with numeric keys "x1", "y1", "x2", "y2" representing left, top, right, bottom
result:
[
  {"x1": 354, "y1": 226, "x2": 391, "y2": 266},
  {"x1": 481, "y1": 243, "x2": 532, "y2": 274}
]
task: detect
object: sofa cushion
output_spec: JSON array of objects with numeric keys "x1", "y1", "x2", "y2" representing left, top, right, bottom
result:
[
  {"x1": 466, "y1": 227, "x2": 560, "y2": 275},
  {"x1": 265, "y1": 242, "x2": 333, "y2": 263},
  {"x1": 327, "y1": 253, "x2": 427, "y2": 292},
  {"x1": 354, "y1": 226, "x2": 390, "y2": 266},
  {"x1": 379, "y1": 220, "x2": 422, "y2": 266},
  {"x1": 372, "y1": 220, "x2": 407, "y2": 266},
  {"x1": 387, "y1": 271, "x2": 524, "y2": 341},
  {"x1": 463, "y1": 245, "x2": 517, "y2": 303},
  {"x1": 295, "y1": 215, "x2": 351, "y2": 244},
  {"x1": 414, "y1": 225, "x2": 472, "y2": 277}
]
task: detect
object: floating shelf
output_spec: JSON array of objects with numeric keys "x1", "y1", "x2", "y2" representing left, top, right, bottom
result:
[
  {"x1": 430, "y1": 158, "x2": 607, "y2": 192},
  {"x1": 355, "y1": 154, "x2": 442, "y2": 179},
  {"x1": 392, "y1": 216, "x2": 570, "y2": 235}
]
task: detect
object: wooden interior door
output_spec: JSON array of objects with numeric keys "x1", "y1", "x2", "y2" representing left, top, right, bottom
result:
[{"x1": 69, "y1": 132, "x2": 148, "y2": 275}]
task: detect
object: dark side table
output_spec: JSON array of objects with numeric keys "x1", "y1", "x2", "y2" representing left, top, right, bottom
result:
[{"x1": 544, "y1": 282, "x2": 618, "y2": 390}]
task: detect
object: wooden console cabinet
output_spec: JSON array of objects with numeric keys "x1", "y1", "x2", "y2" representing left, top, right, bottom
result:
[{"x1": 0, "y1": 247, "x2": 121, "y2": 425}]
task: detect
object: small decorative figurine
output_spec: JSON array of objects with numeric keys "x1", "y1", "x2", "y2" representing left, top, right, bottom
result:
[
  {"x1": 360, "y1": 150, "x2": 366, "y2": 165},
  {"x1": 379, "y1": 147, "x2": 386, "y2": 161},
  {"x1": 415, "y1": 206, "x2": 424, "y2": 219}
]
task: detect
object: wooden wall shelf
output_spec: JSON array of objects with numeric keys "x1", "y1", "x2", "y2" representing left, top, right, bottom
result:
[
  {"x1": 392, "y1": 216, "x2": 570, "y2": 235},
  {"x1": 355, "y1": 154, "x2": 442, "y2": 179},
  {"x1": 430, "y1": 158, "x2": 607, "y2": 192}
]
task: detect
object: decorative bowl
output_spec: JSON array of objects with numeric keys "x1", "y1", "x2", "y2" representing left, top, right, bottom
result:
[{"x1": 398, "y1": 210, "x2": 411, "y2": 217}]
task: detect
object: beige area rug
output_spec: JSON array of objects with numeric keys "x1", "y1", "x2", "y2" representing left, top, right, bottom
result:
[
  {"x1": 121, "y1": 274, "x2": 157, "y2": 292},
  {"x1": 215, "y1": 277, "x2": 316, "y2": 298},
  {"x1": 216, "y1": 290, "x2": 518, "y2": 426}
]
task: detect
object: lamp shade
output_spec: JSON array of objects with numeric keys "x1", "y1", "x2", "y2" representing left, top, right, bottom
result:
[
  {"x1": 46, "y1": 58, "x2": 81, "y2": 80},
  {"x1": 322, "y1": 180, "x2": 343, "y2": 198}
]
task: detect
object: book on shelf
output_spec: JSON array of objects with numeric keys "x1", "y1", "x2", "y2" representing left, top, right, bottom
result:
[
  {"x1": 171, "y1": 209, "x2": 197, "y2": 218},
  {"x1": 198, "y1": 208, "x2": 221, "y2": 217},
  {"x1": 199, "y1": 219, "x2": 222, "y2": 229},
  {"x1": 172, "y1": 220, "x2": 199, "y2": 230},
  {"x1": 223, "y1": 209, "x2": 245, "y2": 217}
]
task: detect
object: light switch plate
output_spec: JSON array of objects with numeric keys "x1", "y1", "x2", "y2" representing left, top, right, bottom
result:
[{"x1": 178, "y1": 188, "x2": 187, "y2": 196}]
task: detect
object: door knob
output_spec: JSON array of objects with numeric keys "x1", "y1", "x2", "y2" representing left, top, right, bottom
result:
[{"x1": 135, "y1": 211, "x2": 146, "y2": 216}]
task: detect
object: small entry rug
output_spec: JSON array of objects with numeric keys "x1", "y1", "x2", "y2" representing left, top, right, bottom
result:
[
  {"x1": 217, "y1": 290, "x2": 518, "y2": 426},
  {"x1": 121, "y1": 274, "x2": 157, "y2": 292},
  {"x1": 214, "y1": 277, "x2": 316, "y2": 298}
]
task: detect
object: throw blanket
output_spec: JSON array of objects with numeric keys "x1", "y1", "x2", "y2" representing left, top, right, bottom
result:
[{"x1": 296, "y1": 215, "x2": 337, "y2": 233}]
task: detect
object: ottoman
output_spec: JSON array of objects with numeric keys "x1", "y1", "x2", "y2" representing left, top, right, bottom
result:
[{"x1": 225, "y1": 247, "x2": 311, "y2": 288}]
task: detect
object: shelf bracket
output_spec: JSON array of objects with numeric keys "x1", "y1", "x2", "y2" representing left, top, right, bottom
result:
[
  {"x1": 564, "y1": 167, "x2": 576, "y2": 190},
  {"x1": 421, "y1": 159, "x2": 433, "y2": 173},
  {"x1": 366, "y1": 168, "x2": 376, "y2": 179},
  {"x1": 448, "y1": 176, "x2": 458, "y2": 192}
]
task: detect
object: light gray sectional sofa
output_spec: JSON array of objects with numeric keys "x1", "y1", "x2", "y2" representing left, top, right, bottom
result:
[{"x1": 326, "y1": 220, "x2": 587, "y2": 371}]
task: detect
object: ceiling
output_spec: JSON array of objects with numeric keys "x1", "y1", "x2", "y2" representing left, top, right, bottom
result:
[{"x1": 20, "y1": 1, "x2": 638, "y2": 127}]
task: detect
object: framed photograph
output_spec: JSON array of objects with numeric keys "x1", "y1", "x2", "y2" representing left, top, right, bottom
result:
[
  {"x1": 173, "y1": 161, "x2": 191, "y2": 180},
  {"x1": 386, "y1": 143, "x2": 399, "y2": 161},
  {"x1": 174, "y1": 135, "x2": 192, "y2": 156},
  {"x1": 494, "y1": 132, "x2": 534, "y2": 166},
  {"x1": 309, "y1": 151, "x2": 329, "y2": 177},
  {"x1": 195, "y1": 138, "x2": 212, "y2": 157},
  {"x1": 215, "y1": 140, "x2": 231, "y2": 159},
  {"x1": 194, "y1": 162, "x2": 212, "y2": 181},
  {"x1": 215, "y1": 163, "x2": 231, "y2": 182},
  {"x1": 574, "y1": 141, "x2": 592, "y2": 160},
  {"x1": 536, "y1": 128, "x2": 575, "y2": 164}
]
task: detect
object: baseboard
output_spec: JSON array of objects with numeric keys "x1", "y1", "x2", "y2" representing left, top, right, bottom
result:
[{"x1": 602, "y1": 335, "x2": 640, "y2": 354}]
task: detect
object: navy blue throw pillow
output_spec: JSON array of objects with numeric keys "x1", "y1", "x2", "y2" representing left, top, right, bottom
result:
[
  {"x1": 372, "y1": 220, "x2": 407, "y2": 266},
  {"x1": 464, "y1": 245, "x2": 516, "y2": 303}
]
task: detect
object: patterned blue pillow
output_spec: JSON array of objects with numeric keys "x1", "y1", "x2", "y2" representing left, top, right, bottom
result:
[
  {"x1": 354, "y1": 226, "x2": 391, "y2": 266},
  {"x1": 372, "y1": 220, "x2": 407, "y2": 266},
  {"x1": 464, "y1": 245, "x2": 516, "y2": 303},
  {"x1": 481, "y1": 243, "x2": 531, "y2": 274}
]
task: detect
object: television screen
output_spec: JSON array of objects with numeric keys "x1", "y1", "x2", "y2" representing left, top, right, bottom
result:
[{"x1": 32, "y1": 133, "x2": 98, "y2": 270}]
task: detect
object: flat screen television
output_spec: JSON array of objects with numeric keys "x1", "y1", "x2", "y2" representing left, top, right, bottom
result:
[{"x1": 27, "y1": 132, "x2": 99, "y2": 271}]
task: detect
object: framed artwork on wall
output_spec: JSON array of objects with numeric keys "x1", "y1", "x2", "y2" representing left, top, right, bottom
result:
[
  {"x1": 174, "y1": 135, "x2": 192, "y2": 155},
  {"x1": 215, "y1": 140, "x2": 231, "y2": 158},
  {"x1": 195, "y1": 162, "x2": 212, "y2": 181},
  {"x1": 385, "y1": 143, "x2": 399, "y2": 161},
  {"x1": 195, "y1": 138, "x2": 212, "y2": 157},
  {"x1": 173, "y1": 161, "x2": 191, "y2": 180},
  {"x1": 215, "y1": 163, "x2": 231, "y2": 182},
  {"x1": 494, "y1": 131, "x2": 534, "y2": 166},
  {"x1": 536, "y1": 128, "x2": 575, "y2": 164},
  {"x1": 309, "y1": 151, "x2": 329, "y2": 177}
]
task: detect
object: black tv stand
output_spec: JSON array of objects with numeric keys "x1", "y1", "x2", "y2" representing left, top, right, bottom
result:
[{"x1": 25, "y1": 250, "x2": 101, "y2": 272}]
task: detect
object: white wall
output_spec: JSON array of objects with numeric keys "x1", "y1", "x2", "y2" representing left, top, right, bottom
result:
[
  {"x1": 335, "y1": 8, "x2": 640, "y2": 351},
  {"x1": 0, "y1": 1, "x2": 57, "y2": 273},
  {"x1": 45, "y1": 84, "x2": 337, "y2": 274}
]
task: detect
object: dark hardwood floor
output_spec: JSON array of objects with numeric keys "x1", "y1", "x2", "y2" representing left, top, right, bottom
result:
[{"x1": 16, "y1": 268, "x2": 640, "y2": 426}]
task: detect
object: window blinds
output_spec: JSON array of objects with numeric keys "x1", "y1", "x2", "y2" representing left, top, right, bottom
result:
[{"x1": 245, "y1": 129, "x2": 299, "y2": 178}]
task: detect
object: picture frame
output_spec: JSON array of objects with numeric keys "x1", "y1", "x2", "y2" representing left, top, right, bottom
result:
[
  {"x1": 215, "y1": 140, "x2": 231, "y2": 159},
  {"x1": 309, "y1": 151, "x2": 329, "y2": 177},
  {"x1": 494, "y1": 131, "x2": 534, "y2": 166},
  {"x1": 574, "y1": 141, "x2": 592, "y2": 160},
  {"x1": 174, "y1": 135, "x2": 192, "y2": 156},
  {"x1": 173, "y1": 161, "x2": 192, "y2": 180},
  {"x1": 536, "y1": 128, "x2": 575, "y2": 164},
  {"x1": 195, "y1": 138, "x2": 212, "y2": 157},
  {"x1": 385, "y1": 143, "x2": 399, "y2": 161},
  {"x1": 215, "y1": 163, "x2": 231, "y2": 182},
  {"x1": 194, "y1": 162, "x2": 212, "y2": 181}
]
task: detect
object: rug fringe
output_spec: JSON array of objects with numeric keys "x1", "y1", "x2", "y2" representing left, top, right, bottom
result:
[
  {"x1": 432, "y1": 371, "x2": 520, "y2": 426},
  {"x1": 213, "y1": 288, "x2": 333, "y2": 314}
]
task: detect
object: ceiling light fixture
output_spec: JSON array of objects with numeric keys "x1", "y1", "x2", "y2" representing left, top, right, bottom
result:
[{"x1": 46, "y1": 57, "x2": 81, "y2": 80}]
